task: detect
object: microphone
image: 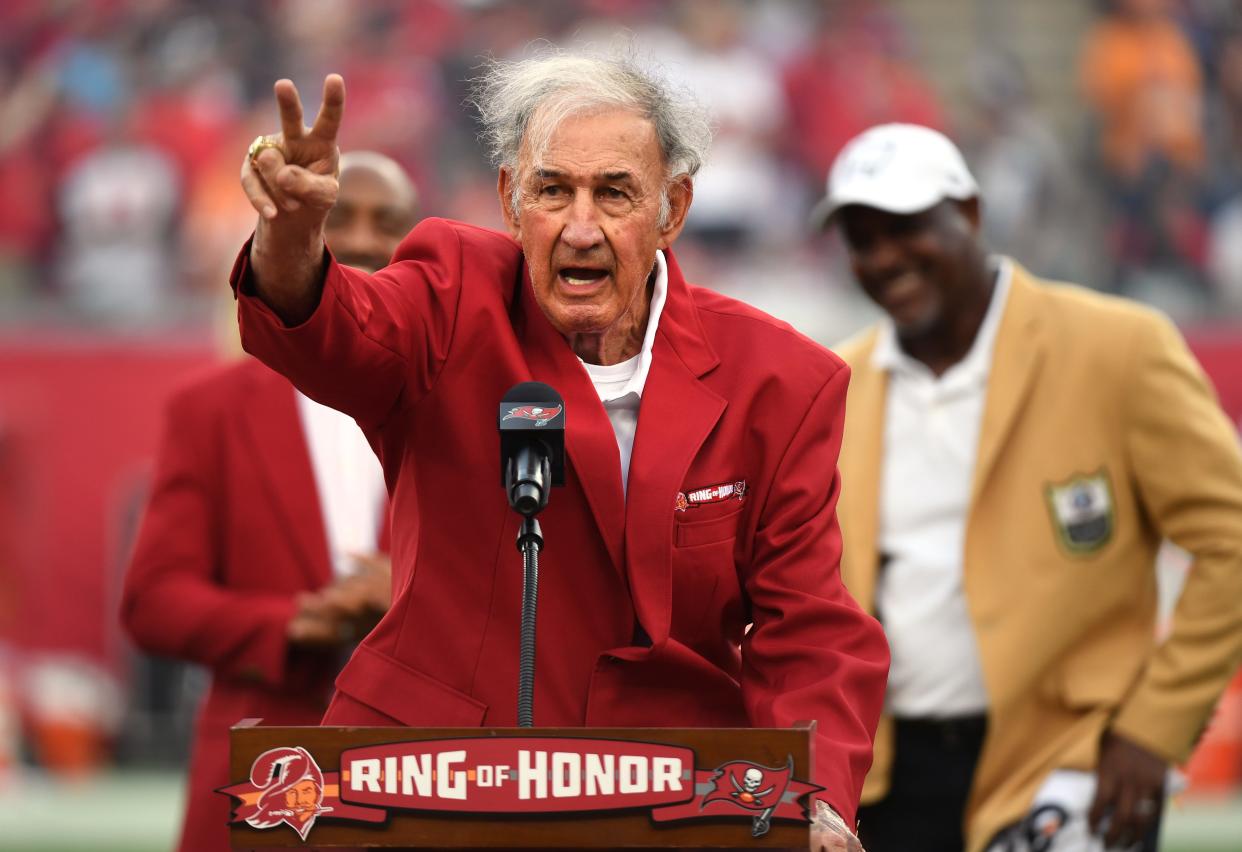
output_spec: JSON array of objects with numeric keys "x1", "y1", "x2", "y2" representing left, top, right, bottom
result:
[{"x1": 498, "y1": 382, "x2": 566, "y2": 517}]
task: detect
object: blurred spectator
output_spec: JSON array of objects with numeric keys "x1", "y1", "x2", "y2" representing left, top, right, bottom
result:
[
  {"x1": 782, "y1": 0, "x2": 943, "y2": 190},
  {"x1": 960, "y1": 51, "x2": 1085, "y2": 281},
  {"x1": 55, "y1": 119, "x2": 182, "y2": 324},
  {"x1": 1205, "y1": 26, "x2": 1242, "y2": 311},
  {"x1": 120, "y1": 151, "x2": 417, "y2": 852},
  {"x1": 1080, "y1": 0, "x2": 1210, "y2": 305},
  {"x1": 646, "y1": 0, "x2": 791, "y2": 250},
  {"x1": 1081, "y1": 0, "x2": 1205, "y2": 181}
]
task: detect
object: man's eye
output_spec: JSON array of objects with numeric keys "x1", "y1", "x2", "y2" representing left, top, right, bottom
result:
[
  {"x1": 540, "y1": 185, "x2": 564, "y2": 197},
  {"x1": 601, "y1": 187, "x2": 627, "y2": 200}
]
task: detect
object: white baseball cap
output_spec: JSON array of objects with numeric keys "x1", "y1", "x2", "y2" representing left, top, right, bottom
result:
[{"x1": 810, "y1": 123, "x2": 979, "y2": 229}]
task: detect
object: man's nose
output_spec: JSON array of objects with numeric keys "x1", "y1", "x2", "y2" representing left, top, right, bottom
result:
[{"x1": 559, "y1": 190, "x2": 605, "y2": 250}]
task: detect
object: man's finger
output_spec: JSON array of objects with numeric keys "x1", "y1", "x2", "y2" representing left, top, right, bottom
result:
[
  {"x1": 310, "y1": 73, "x2": 346, "y2": 141},
  {"x1": 275, "y1": 79, "x2": 306, "y2": 141},
  {"x1": 240, "y1": 161, "x2": 278, "y2": 220},
  {"x1": 276, "y1": 164, "x2": 338, "y2": 209},
  {"x1": 1105, "y1": 781, "x2": 1137, "y2": 848},
  {"x1": 252, "y1": 148, "x2": 302, "y2": 212},
  {"x1": 1087, "y1": 770, "x2": 1115, "y2": 832}
]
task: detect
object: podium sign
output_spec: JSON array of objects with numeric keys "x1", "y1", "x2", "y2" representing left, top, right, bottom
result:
[{"x1": 226, "y1": 720, "x2": 819, "y2": 849}]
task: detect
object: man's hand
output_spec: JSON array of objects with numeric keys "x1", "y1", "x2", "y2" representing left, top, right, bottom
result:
[
  {"x1": 343, "y1": 551, "x2": 393, "y2": 613},
  {"x1": 811, "y1": 800, "x2": 863, "y2": 852},
  {"x1": 240, "y1": 74, "x2": 346, "y2": 325},
  {"x1": 1088, "y1": 730, "x2": 1167, "y2": 848},
  {"x1": 320, "y1": 553, "x2": 391, "y2": 613},
  {"x1": 286, "y1": 590, "x2": 345, "y2": 646}
]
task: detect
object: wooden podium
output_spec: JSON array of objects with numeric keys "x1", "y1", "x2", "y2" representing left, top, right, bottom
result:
[{"x1": 226, "y1": 721, "x2": 819, "y2": 849}]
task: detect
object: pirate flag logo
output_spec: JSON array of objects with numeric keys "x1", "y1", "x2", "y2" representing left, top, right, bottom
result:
[
  {"x1": 701, "y1": 757, "x2": 795, "y2": 837},
  {"x1": 502, "y1": 405, "x2": 563, "y2": 427},
  {"x1": 234, "y1": 746, "x2": 333, "y2": 840}
]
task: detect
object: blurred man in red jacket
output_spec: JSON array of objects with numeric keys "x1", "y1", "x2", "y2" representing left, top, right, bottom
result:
[{"x1": 121, "y1": 150, "x2": 418, "y2": 852}]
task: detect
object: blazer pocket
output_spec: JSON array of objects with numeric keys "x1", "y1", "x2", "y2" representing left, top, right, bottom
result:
[
  {"x1": 675, "y1": 505, "x2": 744, "y2": 548},
  {"x1": 335, "y1": 643, "x2": 487, "y2": 727}
]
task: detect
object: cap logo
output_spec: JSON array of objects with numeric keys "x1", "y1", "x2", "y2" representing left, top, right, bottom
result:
[{"x1": 841, "y1": 137, "x2": 897, "y2": 181}]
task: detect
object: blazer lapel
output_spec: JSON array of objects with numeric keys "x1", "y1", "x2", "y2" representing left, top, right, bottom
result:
[
  {"x1": 970, "y1": 265, "x2": 1048, "y2": 503},
  {"x1": 236, "y1": 363, "x2": 333, "y2": 588},
  {"x1": 623, "y1": 250, "x2": 724, "y2": 648},
  {"x1": 515, "y1": 266, "x2": 627, "y2": 576},
  {"x1": 838, "y1": 332, "x2": 886, "y2": 612}
]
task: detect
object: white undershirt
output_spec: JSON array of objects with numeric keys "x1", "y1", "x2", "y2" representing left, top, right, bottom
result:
[
  {"x1": 580, "y1": 251, "x2": 668, "y2": 495},
  {"x1": 873, "y1": 258, "x2": 1011, "y2": 718},
  {"x1": 296, "y1": 392, "x2": 388, "y2": 578}
]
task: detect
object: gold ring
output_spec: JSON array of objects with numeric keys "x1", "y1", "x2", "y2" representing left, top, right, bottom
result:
[{"x1": 247, "y1": 134, "x2": 283, "y2": 162}]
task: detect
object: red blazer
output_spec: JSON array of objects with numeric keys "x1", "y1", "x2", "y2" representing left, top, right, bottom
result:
[
  {"x1": 232, "y1": 218, "x2": 889, "y2": 824},
  {"x1": 121, "y1": 358, "x2": 346, "y2": 852}
]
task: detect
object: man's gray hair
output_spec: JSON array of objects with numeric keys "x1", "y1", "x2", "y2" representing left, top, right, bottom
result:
[{"x1": 472, "y1": 48, "x2": 713, "y2": 223}]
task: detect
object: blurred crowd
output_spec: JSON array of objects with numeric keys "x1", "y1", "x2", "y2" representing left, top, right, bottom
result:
[
  {"x1": 3, "y1": 0, "x2": 1242, "y2": 798},
  {"x1": 3, "y1": 0, "x2": 1242, "y2": 340}
]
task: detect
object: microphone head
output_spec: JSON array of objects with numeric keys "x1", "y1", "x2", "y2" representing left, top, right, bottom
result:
[
  {"x1": 501, "y1": 381, "x2": 563, "y2": 407},
  {"x1": 498, "y1": 381, "x2": 566, "y2": 489}
]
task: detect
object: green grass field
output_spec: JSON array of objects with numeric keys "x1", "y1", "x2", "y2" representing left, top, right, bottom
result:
[{"x1": 1, "y1": 770, "x2": 1238, "y2": 851}]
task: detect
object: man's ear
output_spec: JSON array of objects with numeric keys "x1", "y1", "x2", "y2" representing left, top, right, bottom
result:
[
  {"x1": 657, "y1": 175, "x2": 694, "y2": 250},
  {"x1": 497, "y1": 167, "x2": 521, "y2": 239}
]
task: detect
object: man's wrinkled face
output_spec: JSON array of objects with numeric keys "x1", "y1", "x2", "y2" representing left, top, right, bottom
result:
[
  {"x1": 499, "y1": 108, "x2": 686, "y2": 342},
  {"x1": 284, "y1": 779, "x2": 319, "y2": 822},
  {"x1": 324, "y1": 168, "x2": 417, "y2": 274},
  {"x1": 838, "y1": 200, "x2": 980, "y2": 336}
]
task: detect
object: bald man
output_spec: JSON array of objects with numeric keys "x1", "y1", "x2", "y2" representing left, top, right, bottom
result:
[
  {"x1": 121, "y1": 152, "x2": 418, "y2": 852},
  {"x1": 327, "y1": 151, "x2": 419, "y2": 274}
]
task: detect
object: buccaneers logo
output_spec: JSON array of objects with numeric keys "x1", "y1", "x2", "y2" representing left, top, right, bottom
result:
[
  {"x1": 502, "y1": 405, "x2": 563, "y2": 426},
  {"x1": 701, "y1": 758, "x2": 794, "y2": 837},
  {"x1": 235, "y1": 746, "x2": 332, "y2": 840}
]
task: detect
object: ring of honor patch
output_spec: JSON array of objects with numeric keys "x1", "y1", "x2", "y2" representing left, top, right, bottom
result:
[{"x1": 1044, "y1": 469, "x2": 1114, "y2": 554}]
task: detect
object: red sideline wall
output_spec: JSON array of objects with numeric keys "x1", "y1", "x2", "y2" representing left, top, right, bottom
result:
[
  {"x1": 0, "y1": 329, "x2": 1239, "y2": 680},
  {"x1": 0, "y1": 335, "x2": 217, "y2": 674}
]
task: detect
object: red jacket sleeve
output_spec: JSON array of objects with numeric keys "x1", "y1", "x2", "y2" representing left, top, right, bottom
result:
[
  {"x1": 120, "y1": 386, "x2": 298, "y2": 686},
  {"x1": 229, "y1": 218, "x2": 466, "y2": 430},
  {"x1": 740, "y1": 363, "x2": 890, "y2": 827}
]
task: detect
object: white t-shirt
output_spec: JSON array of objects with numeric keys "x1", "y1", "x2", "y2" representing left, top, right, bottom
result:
[{"x1": 579, "y1": 252, "x2": 669, "y2": 495}]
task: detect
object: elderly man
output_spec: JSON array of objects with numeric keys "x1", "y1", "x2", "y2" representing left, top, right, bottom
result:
[
  {"x1": 820, "y1": 124, "x2": 1242, "y2": 852},
  {"x1": 234, "y1": 54, "x2": 888, "y2": 850},
  {"x1": 122, "y1": 151, "x2": 418, "y2": 852}
]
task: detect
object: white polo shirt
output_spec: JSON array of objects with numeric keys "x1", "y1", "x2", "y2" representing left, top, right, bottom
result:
[
  {"x1": 873, "y1": 259, "x2": 1011, "y2": 718},
  {"x1": 579, "y1": 252, "x2": 668, "y2": 496}
]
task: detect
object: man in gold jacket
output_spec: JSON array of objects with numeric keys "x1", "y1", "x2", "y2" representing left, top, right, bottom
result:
[{"x1": 815, "y1": 124, "x2": 1242, "y2": 852}]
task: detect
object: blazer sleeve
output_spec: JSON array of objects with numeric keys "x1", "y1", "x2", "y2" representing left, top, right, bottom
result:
[
  {"x1": 1110, "y1": 312, "x2": 1242, "y2": 763},
  {"x1": 120, "y1": 387, "x2": 299, "y2": 686},
  {"x1": 228, "y1": 218, "x2": 465, "y2": 429},
  {"x1": 739, "y1": 363, "x2": 891, "y2": 827}
]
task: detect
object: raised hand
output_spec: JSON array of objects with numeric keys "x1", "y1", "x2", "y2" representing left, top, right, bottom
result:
[
  {"x1": 240, "y1": 74, "x2": 346, "y2": 325},
  {"x1": 241, "y1": 74, "x2": 345, "y2": 223}
]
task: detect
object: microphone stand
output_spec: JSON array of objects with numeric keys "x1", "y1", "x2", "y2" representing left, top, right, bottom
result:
[{"x1": 515, "y1": 517, "x2": 543, "y2": 728}]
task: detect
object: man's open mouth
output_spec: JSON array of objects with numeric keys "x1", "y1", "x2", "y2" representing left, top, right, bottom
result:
[{"x1": 559, "y1": 267, "x2": 608, "y2": 287}]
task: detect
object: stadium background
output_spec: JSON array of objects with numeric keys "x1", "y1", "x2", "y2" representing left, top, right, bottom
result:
[{"x1": 0, "y1": 0, "x2": 1240, "y2": 848}]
